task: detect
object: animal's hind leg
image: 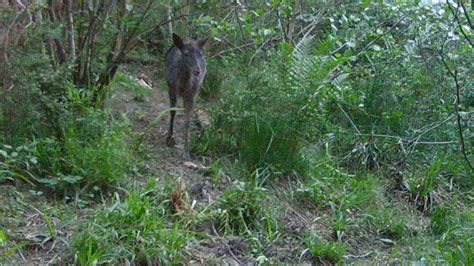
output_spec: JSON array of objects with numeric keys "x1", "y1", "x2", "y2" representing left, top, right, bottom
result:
[{"x1": 166, "y1": 88, "x2": 177, "y2": 146}]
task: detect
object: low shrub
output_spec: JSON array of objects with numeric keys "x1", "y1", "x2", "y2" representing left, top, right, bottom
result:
[
  {"x1": 35, "y1": 108, "x2": 133, "y2": 195},
  {"x1": 1, "y1": 106, "x2": 134, "y2": 196}
]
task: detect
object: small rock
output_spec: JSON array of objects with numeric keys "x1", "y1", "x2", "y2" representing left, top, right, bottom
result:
[
  {"x1": 228, "y1": 236, "x2": 249, "y2": 254},
  {"x1": 137, "y1": 78, "x2": 153, "y2": 91},
  {"x1": 196, "y1": 110, "x2": 210, "y2": 126},
  {"x1": 380, "y1": 238, "x2": 395, "y2": 245},
  {"x1": 184, "y1": 161, "x2": 202, "y2": 169},
  {"x1": 138, "y1": 73, "x2": 153, "y2": 86},
  {"x1": 189, "y1": 183, "x2": 204, "y2": 196}
]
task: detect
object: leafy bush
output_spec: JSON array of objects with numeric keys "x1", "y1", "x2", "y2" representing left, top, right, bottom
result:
[
  {"x1": 33, "y1": 108, "x2": 133, "y2": 195},
  {"x1": 0, "y1": 143, "x2": 39, "y2": 186},
  {"x1": 1, "y1": 104, "x2": 133, "y2": 196}
]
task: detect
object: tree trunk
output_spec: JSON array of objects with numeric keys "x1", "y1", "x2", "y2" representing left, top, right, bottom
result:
[
  {"x1": 92, "y1": 0, "x2": 128, "y2": 105},
  {"x1": 0, "y1": 29, "x2": 8, "y2": 89},
  {"x1": 65, "y1": 0, "x2": 75, "y2": 61}
]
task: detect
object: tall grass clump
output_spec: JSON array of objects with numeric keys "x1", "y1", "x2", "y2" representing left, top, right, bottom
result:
[
  {"x1": 213, "y1": 180, "x2": 274, "y2": 235},
  {"x1": 195, "y1": 39, "x2": 345, "y2": 176},
  {"x1": 304, "y1": 234, "x2": 345, "y2": 264},
  {"x1": 73, "y1": 181, "x2": 191, "y2": 264}
]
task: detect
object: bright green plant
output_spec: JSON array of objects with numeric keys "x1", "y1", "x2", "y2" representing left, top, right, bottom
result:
[
  {"x1": 0, "y1": 143, "x2": 39, "y2": 186},
  {"x1": 214, "y1": 180, "x2": 274, "y2": 235},
  {"x1": 305, "y1": 234, "x2": 345, "y2": 263},
  {"x1": 197, "y1": 38, "x2": 346, "y2": 175},
  {"x1": 16, "y1": 106, "x2": 134, "y2": 196},
  {"x1": 73, "y1": 182, "x2": 191, "y2": 265}
]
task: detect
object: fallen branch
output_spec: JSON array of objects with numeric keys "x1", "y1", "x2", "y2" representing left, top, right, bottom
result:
[
  {"x1": 355, "y1": 133, "x2": 457, "y2": 145},
  {"x1": 120, "y1": 55, "x2": 159, "y2": 65},
  {"x1": 210, "y1": 223, "x2": 242, "y2": 264},
  {"x1": 408, "y1": 115, "x2": 457, "y2": 154}
]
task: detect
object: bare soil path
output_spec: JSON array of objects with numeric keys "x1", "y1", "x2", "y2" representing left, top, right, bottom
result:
[
  {"x1": 110, "y1": 66, "x2": 258, "y2": 264},
  {"x1": 111, "y1": 65, "x2": 223, "y2": 207}
]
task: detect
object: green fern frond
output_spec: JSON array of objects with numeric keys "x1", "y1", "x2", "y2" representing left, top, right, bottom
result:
[{"x1": 288, "y1": 36, "x2": 339, "y2": 93}]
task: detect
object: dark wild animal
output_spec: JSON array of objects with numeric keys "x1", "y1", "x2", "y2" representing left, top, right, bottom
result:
[{"x1": 165, "y1": 33, "x2": 207, "y2": 161}]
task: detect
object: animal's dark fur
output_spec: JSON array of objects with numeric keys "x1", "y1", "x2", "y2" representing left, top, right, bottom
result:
[{"x1": 165, "y1": 33, "x2": 207, "y2": 161}]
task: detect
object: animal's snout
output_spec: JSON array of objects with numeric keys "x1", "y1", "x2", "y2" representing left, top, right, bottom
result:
[{"x1": 193, "y1": 70, "x2": 201, "y2": 76}]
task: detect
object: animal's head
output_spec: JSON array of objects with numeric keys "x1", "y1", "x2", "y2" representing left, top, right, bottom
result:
[{"x1": 172, "y1": 33, "x2": 207, "y2": 77}]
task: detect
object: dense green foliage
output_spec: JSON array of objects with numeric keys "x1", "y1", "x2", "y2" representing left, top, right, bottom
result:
[{"x1": 1, "y1": 0, "x2": 473, "y2": 264}]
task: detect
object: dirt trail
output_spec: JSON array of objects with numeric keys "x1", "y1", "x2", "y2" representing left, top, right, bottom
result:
[
  {"x1": 110, "y1": 67, "x2": 259, "y2": 264},
  {"x1": 111, "y1": 66, "x2": 222, "y2": 203}
]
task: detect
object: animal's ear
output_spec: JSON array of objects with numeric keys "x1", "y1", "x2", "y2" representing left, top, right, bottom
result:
[
  {"x1": 197, "y1": 37, "x2": 208, "y2": 50},
  {"x1": 172, "y1": 33, "x2": 184, "y2": 49}
]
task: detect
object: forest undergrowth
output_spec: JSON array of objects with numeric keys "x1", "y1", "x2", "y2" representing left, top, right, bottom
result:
[{"x1": 1, "y1": 1, "x2": 473, "y2": 265}]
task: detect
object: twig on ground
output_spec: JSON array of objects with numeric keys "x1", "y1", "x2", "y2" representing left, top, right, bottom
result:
[
  {"x1": 12, "y1": 241, "x2": 26, "y2": 261},
  {"x1": 210, "y1": 224, "x2": 242, "y2": 264},
  {"x1": 355, "y1": 133, "x2": 457, "y2": 145},
  {"x1": 344, "y1": 251, "x2": 373, "y2": 259}
]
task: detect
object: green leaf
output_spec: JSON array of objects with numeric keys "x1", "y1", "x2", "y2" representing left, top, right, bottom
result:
[
  {"x1": 372, "y1": 45, "x2": 382, "y2": 51},
  {"x1": 61, "y1": 175, "x2": 83, "y2": 184},
  {"x1": 30, "y1": 157, "x2": 38, "y2": 164},
  {"x1": 0, "y1": 230, "x2": 6, "y2": 247},
  {"x1": 37, "y1": 178, "x2": 59, "y2": 186}
]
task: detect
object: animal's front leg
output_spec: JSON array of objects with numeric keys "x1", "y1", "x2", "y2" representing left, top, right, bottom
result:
[
  {"x1": 166, "y1": 88, "x2": 177, "y2": 146},
  {"x1": 183, "y1": 98, "x2": 194, "y2": 161}
]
